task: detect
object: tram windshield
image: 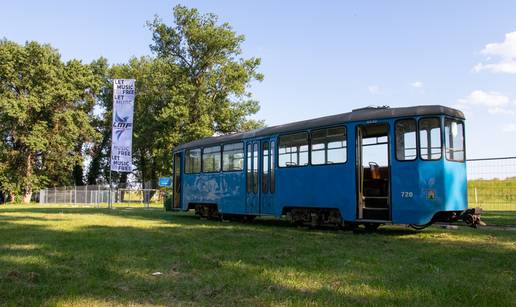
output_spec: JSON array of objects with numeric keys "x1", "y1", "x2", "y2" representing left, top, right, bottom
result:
[{"x1": 445, "y1": 118, "x2": 465, "y2": 162}]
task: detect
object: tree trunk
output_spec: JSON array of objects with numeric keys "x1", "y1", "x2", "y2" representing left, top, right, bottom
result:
[
  {"x1": 9, "y1": 191, "x2": 15, "y2": 203},
  {"x1": 119, "y1": 173, "x2": 128, "y2": 202},
  {"x1": 87, "y1": 129, "x2": 110, "y2": 184},
  {"x1": 73, "y1": 163, "x2": 84, "y2": 186},
  {"x1": 22, "y1": 153, "x2": 33, "y2": 204},
  {"x1": 22, "y1": 189, "x2": 32, "y2": 204}
]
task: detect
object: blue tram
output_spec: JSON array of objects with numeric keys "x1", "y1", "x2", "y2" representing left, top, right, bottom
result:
[{"x1": 172, "y1": 105, "x2": 482, "y2": 229}]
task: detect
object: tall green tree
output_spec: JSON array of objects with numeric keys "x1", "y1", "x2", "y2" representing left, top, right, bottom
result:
[
  {"x1": 0, "y1": 40, "x2": 103, "y2": 202},
  {"x1": 140, "y1": 5, "x2": 263, "y2": 184},
  {"x1": 87, "y1": 5, "x2": 264, "y2": 187}
]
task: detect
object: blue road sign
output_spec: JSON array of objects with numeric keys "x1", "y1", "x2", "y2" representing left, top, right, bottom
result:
[{"x1": 159, "y1": 177, "x2": 172, "y2": 187}]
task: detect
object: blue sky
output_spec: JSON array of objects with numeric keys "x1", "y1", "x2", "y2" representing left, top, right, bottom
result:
[{"x1": 1, "y1": 1, "x2": 516, "y2": 158}]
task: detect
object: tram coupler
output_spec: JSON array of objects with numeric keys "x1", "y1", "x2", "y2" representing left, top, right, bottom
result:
[{"x1": 460, "y1": 208, "x2": 485, "y2": 228}]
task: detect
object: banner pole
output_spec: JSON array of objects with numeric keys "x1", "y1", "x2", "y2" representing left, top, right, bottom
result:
[{"x1": 108, "y1": 169, "x2": 113, "y2": 209}]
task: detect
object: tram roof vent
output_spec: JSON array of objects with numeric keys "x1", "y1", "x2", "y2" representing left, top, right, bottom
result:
[{"x1": 352, "y1": 105, "x2": 390, "y2": 112}]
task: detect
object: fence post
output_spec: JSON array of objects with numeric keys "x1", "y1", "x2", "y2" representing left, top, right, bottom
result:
[
  {"x1": 474, "y1": 187, "x2": 478, "y2": 206},
  {"x1": 74, "y1": 185, "x2": 76, "y2": 205}
]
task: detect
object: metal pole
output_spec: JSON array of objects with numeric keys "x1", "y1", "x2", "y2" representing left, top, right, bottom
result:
[
  {"x1": 475, "y1": 187, "x2": 478, "y2": 206},
  {"x1": 109, "y1": 170, "x2": 113, "y2": 209}
]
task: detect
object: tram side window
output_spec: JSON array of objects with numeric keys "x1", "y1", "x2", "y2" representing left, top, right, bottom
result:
[
  {"x1": 262, "y1": 142, "x2": 269, "y2": 193},
  {"x1": 253, "y1": 143, "x2": 259, "y2": 193},
  {"x1": 223, "y1": 143, "x2": 244, "y2": 171},
  {"x1": 395, "y1": 119, "x2": 417, "y2": 160},
  {"x1": 445, "y1": 118, "x2": 465, "y2": 162},
  {"x1": 185, "y1": 148, "x2": 201, "y2": 173},
  {"x1": 311, "y1": 127, "x2": 346, "y2": 165},
  {"x1": 278, "y1": 132, "x2": 309, "y2": 167},
  {"x1": 202, "y1": 145, "x2": 221, "y2": 172},
  {"x1": 419, "y1": 118, "x2": 442, "y2": 160}
]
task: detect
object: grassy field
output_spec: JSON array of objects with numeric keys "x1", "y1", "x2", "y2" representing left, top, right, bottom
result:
[
  {"x1": 0, "y1": 205, "x2": 514, "y2": 306},
  {"x1": 481, "y1": 211, "x2": 516, "y2": 226},
  {"x1": 468, "y1": 178, "x2": 516, "y2": 211}
]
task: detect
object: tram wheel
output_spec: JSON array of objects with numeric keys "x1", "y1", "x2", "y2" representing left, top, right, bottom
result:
[
  {"x1": 341, "y1": 222, "x2": 358, "y2": 231},
  {"x1": 242, "y1": 215, "x2": 256, "y2": 223},
  {"x1": 364, "y1": 223, "x2": 380, "y2": 232}
]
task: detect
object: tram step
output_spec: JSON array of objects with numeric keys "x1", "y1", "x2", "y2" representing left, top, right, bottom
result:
[
  {"x1": 363, "y1": 207, "x2": 389, "y2": 220},
  {"x1": 364, "y1": 197, "x2": 390, "y2": 208},
  {"x1": 356, "y1": 219, "x2": 392, "y2": 224}
]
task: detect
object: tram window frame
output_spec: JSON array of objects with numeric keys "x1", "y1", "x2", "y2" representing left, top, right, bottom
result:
[
  {"x1": 444, "y1": 118, "x2": 465, "y2": 162},
  {"x1": 253, "y1": 143, "x2": 259, "y2": 193},
  {"x1": 184, "y1": 148, "x2": 201, "y2": 174},
  {"x1": 270, "y1": 140, "x2": 275, "y2": 193},
  {"x1": 418, "y1": 117, "x2": 442, "y2": 161},
  {"x1": 262, "y1": 141, "x2": 269, "y2": 193},
  {"x1": 246, "y1": 143, "x2": 252, "y2": 193},
  {"x1": 395, "y1": 119, "x2": 418, "y2": 161},
  {"x1": 310, "y1": 126, "x2": 347, "y2": 165},
  {"x1": 278, "y1": 132, "x2": 310, "y2": 168},
  {"x1": 222, "y1": 142, "x2": 244, "y2": 171},
  {"x1": 202, "y1": 145, "x2": 222, "y2": 173}
]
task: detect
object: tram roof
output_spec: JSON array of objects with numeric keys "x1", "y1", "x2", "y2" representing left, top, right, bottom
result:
[{"x1": 174, "y1": 105, "x2": 464, "y2": 151}]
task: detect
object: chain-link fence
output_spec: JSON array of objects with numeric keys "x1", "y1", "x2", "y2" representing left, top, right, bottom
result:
[
  {"x1": 467, "y1": 157, "x2": 516, "y2": 211},
  {"x1": 37, "y1": 157, "x2": 515, "y2": 211},
  {"x1": 39, "y1": 185, "x2": 162, "y2": 207}
]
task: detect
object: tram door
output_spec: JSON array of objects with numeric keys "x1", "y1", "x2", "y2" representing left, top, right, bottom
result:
[
  {"x1": 245, "y1": 142, "x2": 260, "y2": 213},
  {"x1": 172, "y1": 152, "x2": 182, "y2": 209},
  {"x1": 356, "y1": 124, "x2": 391, "y2": 221},
  {"x1": 260, "y1": 139, "x2": 275, "y2": 214}
]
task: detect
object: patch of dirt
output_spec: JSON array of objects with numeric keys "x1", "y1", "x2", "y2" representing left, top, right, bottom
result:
[{"x1": 4, "y1": 271, "x2": 40, "y2": 283}]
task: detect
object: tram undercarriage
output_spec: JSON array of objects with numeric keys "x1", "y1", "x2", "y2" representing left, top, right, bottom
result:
[
  {"x1": 192, "y1": 203, "x2": 485, "y2": 231},
  {"x1": 410, "y1": 207, "x2": 485, "y2": 229}
]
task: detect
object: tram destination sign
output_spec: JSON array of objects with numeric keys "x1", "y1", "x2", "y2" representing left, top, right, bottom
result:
[{"x1": 110, "y1": 79, "x2": 135, "y2": 172}]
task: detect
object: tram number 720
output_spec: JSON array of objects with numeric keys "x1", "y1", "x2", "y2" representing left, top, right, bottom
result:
[{"x1": 401, "y1": 191, "x2": 414, "y2": 198}]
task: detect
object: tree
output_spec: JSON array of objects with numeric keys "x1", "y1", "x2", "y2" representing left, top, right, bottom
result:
[
  {"x1": 139, "y1": 5, "x2": 263, "y2": 184},
  {"x1": 0, "y1": 40, "x2": 103, "y2": 202},
  {"x1": 87, "y1": 6, "x2": 264, "y2": 187}
]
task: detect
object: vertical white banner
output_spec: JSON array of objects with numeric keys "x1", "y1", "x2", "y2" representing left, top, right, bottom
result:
[{"x1": 110, "y1": 79, "x2": 135, "y2": 172}]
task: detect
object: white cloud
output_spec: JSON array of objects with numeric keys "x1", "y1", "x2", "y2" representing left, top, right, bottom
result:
[
  {"x1": 456, "y1": 90, "x2": 514, "y2": 115},
  {"x1": 410, "y1": 81, "x2": 423, "y2": 88},
  {"x1": 502, "y1": 123, "x2": 516, "y2": 133},
  {"x1": 482, "y1": 32, "x2": 516, "y2": 58},
  {"x1": 474, "y1": 31, "x2": 516, "y2": 74},
  {"x1": 368, "y1": 85, "x2": 381, "y2": 95},
  {"x1": 474, "y1": 60, "x2": 516, "y2": 74}
]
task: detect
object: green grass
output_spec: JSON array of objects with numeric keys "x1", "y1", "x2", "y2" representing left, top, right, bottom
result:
[
  {"x1": 482, "y1": 211, "x2": 516, "y2": 226},
  {"x1": 0, "y1": 205, "x2": 515, "y2": 306},
  {"x1": 468, "y1": 178, "x2": 516, "y2": 211}
]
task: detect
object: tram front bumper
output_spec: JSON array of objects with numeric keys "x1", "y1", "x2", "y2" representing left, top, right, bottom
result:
[
  {"x1": 429, "y1": 207, "x2": 485, "y2": 228},
  {"x1": 459, "y1": 207, "x2": 485, "y2": 228}
]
